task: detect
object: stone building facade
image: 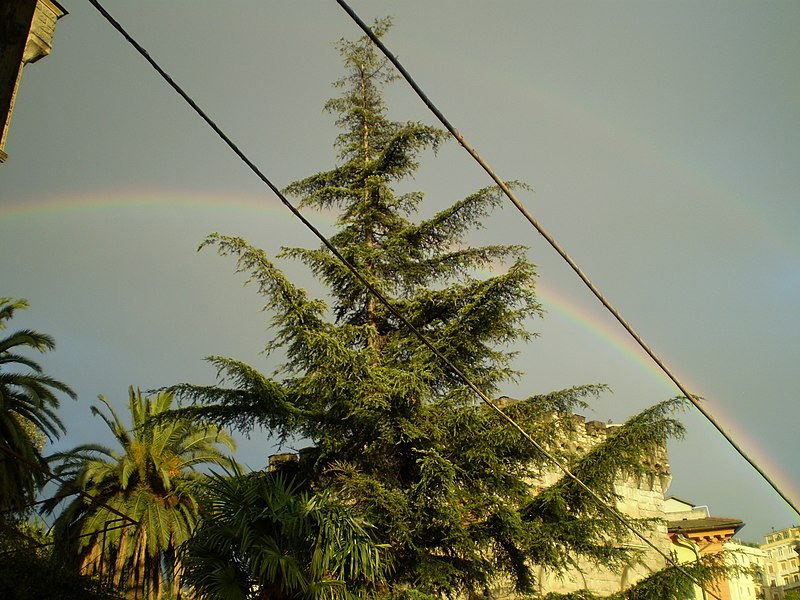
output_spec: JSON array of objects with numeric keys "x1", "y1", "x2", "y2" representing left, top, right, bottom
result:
[
  {"x1": 524, "y1": 415, "x2": 674, "y2": 596},
  {"x1": 269, "y1": 412, "x2": 677, "y2": 597},
  {"x1": 761, "y1": 525, "x2": 800, "y2": 599},
  {"x1": 0, "y1": 0, "x2": 66, "y2": 163},
  {"x1": 725, "y1": 542, "x2": 768, "y2": 600},
  {"x1": 665, "y1": 497, "x2": 765, "y2": 600}
]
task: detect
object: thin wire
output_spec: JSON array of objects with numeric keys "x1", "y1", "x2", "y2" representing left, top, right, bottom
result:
[
  {"x1": 0, "y1": 521, "x2": 131, "y2": 556},
  {"x1": 85, "y1": 2, "x2": 721, "y2": 597},
  {"x1": 0, "y1": 489, "x2": 76, "y2": 514},
  {"x1": 0, "y1": 442, "x2": 138, "y2": 527},
  {"x1": 333, "y1": 0, "x2": 800, "y2": 520}
]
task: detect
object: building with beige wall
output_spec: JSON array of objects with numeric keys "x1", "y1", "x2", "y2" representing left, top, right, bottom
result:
[
  {"x1": 510, "y1": 415, "x2": 674, "y2": 597},
  {"x1": 761, "y1": 525, "x2": 800, "y2": 599},
  {"x1": 271, "y1": 413, "x2": 761, "y2": 599},
  {"x1": 271, "y1": 413, "x2": 676, "y2": 597},
  {"x1": 665, "y1": 497, "x2": 765, "y2": 600},
  {"x1": 726, "y1": 542, "x2": 768, "y2": 600},
  {"x1": 0, "y1": 0, "x2": 66, "y2": 163}
]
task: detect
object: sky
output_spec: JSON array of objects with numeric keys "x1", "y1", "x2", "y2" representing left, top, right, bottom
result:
[{"x1": 1, "y1": 1, "x2": 798, "y2": 543}]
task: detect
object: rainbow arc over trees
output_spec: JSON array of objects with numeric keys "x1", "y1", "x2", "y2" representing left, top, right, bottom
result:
[{"x1": 2, "y1": 190, "x2": 798, "y2": 513}]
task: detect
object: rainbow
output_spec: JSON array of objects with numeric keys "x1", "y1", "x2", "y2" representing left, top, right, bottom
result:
[
  {"x1": 0, "y1": 189, "x2": 295, "y2": 222},
  {"x1": 3, "y1": 190, "x2": 798, "y2": 513},
  {"x1": 1, "y1": 188, "x2": 676, "y2": 392},
  {"x1": 0, "y1": 188, "x2": 755, "y2": 397},
  {"x1": 534, "y1": 282, "x2": 676, "y2": 391},
  {"x1": 0, "y1": 188, "x2": 778, "y2": 400}
]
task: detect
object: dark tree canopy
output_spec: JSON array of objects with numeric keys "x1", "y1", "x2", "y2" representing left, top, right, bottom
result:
[
  {"x1": 0, "y1": 297, "x2": 75, "y2": 520},
  {"x1": 182, "y1": 468, "x2": 388, "y2": 600},
  {"x1": 174, "y1": 20, "x2": 707, "y2": 600},
  {"x1": 0, "y1": 523, "x2": 121, "y2": 600}
]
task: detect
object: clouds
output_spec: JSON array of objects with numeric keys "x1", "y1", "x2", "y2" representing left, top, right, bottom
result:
[{"x1": 2, "y1": 0, "x2": 799, "y2": 540}]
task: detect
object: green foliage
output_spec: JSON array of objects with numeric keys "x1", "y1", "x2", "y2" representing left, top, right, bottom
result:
[
  {"x1": 533, "y1": 552, "x2": 734, "y2": 600},
  {"x1": 182, "y1": 467, "x2": 389, "y2": 600},
  {"x1": 0, "y1": 296, "x2": 75, "y2": 519},
  {"x1": 0, "y1": 522, "x2": 121, "y2": 600},
  {"x1": 45, "y1": 387, "x2": 237, "y2": 600},
  {"x1": 174, "y1": 21, "x2": 701, "y2": 600}
]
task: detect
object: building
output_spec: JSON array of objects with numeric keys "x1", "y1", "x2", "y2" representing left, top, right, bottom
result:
[
  {"x1": 529, "y1": 415, "x2": 674, "y2": 596},
  {"x1": 761, "y1": 525, "x2": 800, "y2": 599},
  {"x1": 270, "y1": 413, "x2": 676, "y2": 597},
  {"x1": 0, "y1": 0, "x2": 66, "y2": 163},
  {"x1": 665, "y1": 497, "x2": 766, "y2": 600},
  {"x1": 270, "y1": 414, "x2": 762, "y2": 599},
  {"x1": 726, "y1": 542, "x2": 769, "y2": 600}
]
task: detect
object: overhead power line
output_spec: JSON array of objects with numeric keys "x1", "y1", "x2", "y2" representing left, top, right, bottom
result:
[
  {"x1": 0, "y1": 490, "x2": 75, "y2": 515},
  {"x1": 84, "y1": 2, "x2": 725, "y2": 597},
  {"x1": 0, "y1": 519, "x2": 131, "y2": 556},
  {"x1": 333, "y1": 0, "x2": 800, "y2": 520},
  {"x1": 0, "y1": 441, "x2": 138, "y2": 527}
]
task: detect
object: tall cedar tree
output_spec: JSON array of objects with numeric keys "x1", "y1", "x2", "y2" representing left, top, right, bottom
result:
[{"x1": 175, "y1": 20, "x2": 714, "y2": 600}]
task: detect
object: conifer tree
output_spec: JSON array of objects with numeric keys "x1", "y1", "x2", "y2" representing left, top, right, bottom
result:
[{"x1": 175, "y1": 19, "x2": 719, "y2": 600}]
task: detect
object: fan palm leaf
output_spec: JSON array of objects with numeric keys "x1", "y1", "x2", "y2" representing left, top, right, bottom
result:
[{"x1": 182, "y1": 468, "x2": 389, "y2": 600}]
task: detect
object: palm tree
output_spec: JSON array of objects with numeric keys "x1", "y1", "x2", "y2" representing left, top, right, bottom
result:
[
  {"x1": 46, "y1": 387, "x2": 236, "y2": 599},
  {"x1": 181, "y1": 467, "x2": 389, "y2": 600},
  {"x1": 0, "y1": 296, "x2": 75, "y2": 519}
]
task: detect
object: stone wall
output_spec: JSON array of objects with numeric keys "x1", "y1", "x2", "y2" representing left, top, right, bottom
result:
[
  {"x1": 0, "y1": 0, "x2": 65, "y2": 162},
  {"x1": 267, "y1": 413, "x2": 674, "y2": 597},
  {"x1": 525, "y1": 415, "x2": 672, "y2": 597},
  {"x1": 23, "y1": 0, "x2": 64, "y2": 64}
]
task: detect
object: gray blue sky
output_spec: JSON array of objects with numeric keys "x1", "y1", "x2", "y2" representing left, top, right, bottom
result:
[{"x1": 2, "y1": 1, "x2": 798, "y2": 542}]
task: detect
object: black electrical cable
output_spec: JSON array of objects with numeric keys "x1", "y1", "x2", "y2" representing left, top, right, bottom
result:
[
  {"x1": 0, "y1": 520, "x2": 131, "y2": 556},
  {"x1": 83, "y1": 2, "x2": 725, "y2": 597},
  {"x1": 0, "y1": 489, "x2": 76, "y2": 514},
  {"x1": 333, "y1": 0, "x2": 800, "y2": 520},
  {"x1": 0, "y1": 442, "x2": 138, "y2": 526}
]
